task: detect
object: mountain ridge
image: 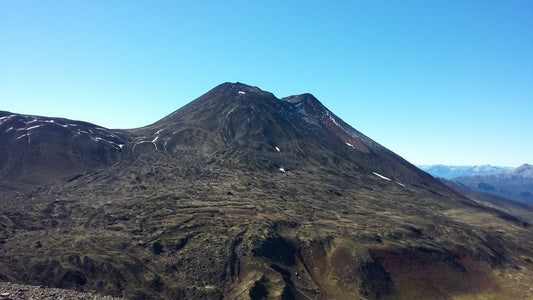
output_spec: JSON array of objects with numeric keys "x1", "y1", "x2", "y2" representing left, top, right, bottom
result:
[{"x1": 418, "y1": 164, "x2": 512, "y2": 179}]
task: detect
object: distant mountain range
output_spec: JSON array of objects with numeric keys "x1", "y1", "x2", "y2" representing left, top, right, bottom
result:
[
  {"x1": 417, "y1": 164, "x2": 512, "y2": 179},
  {"x1": 420, "y1": 164, "x2": 533, "y2": 205},
  {"x1": 452, "y1": 164, "x2": 533, "y2": 205},
  {"x1": 1, "y1": 83, "x2": 533, "y2": 299}
]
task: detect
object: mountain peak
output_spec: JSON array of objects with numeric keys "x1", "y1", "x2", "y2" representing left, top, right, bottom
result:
[
  {"x1": 510, "y1": 163, "x2": 533, "y2": 178},
  {"x1": 209, "y1": 82, "x2": 275, "y2": 98},
  {"x1": 282, "y1": 93, "x2": 319, "y2": 104},
  {"x1": 282, "y1": 93, "x2": 327, "y2": 118}
]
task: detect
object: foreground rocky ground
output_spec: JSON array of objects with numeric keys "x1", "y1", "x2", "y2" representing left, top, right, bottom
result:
[{"x1": 0, "y1": 282, "x2": 121, "y2": 300}]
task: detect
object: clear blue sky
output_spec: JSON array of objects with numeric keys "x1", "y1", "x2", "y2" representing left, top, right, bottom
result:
[{"x1": 1, "y1": 1, "x2": 532, "y2": 166}]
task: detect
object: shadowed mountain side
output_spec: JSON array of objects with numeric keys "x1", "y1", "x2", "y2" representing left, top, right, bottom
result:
[{"x1": 1, "y1": 83, "x2": 533, "y2": 299}]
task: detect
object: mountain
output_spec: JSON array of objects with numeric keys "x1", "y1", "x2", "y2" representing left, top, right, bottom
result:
[
  {"x1": 417, "y1": 164, "x2": 512, "y2": 179},
  {"x1": 0, "y1": 111, "x2": 129, "y2": 184},
  {"x1": 452, "y1": 164, "x2": 533, "y2": 205},
  {"x1": 1, "y1": 82, "x2": 533, "y2": 299}
]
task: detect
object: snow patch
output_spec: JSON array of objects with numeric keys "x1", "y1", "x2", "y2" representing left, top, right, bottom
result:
[
  {"x1": 326, "y1": 111, "x2": 340, "y2": 127},
  {"x1": 238, "y1": 91, "x2": 246, "y2": 94},
  {"x1": 92, "y1": 136, "x2": 106, "y2": 142},
  {"x1": 132, "y1": 141, "x2": 151, "y2": 151},
  {"x1": 119, "y1": 144, "x2": 125, "y2": 149},
  {"x1": 5, "y1": 127, "x2": 14, "y2": 132},
  {"x1": 275, "y1": 146, "x2": 280, "y2": 152},
  {"x1": 224, "y1": 107, "x2": 237, "y2": 119},
  {"x1": 396, "y1": 182, "x2": 406, "y2": 187},
  {"x1": 0, "y1": 115, "x2": 16, "y2": 123},
  {"x1": 16, "y1": 133, "x2": 31, "y2": 142},
  {"x1": 92, "y1": 137, "x2": 121, "y2": 150},
  {"x1": 76, "y1": 129, "x2": 90, "y2": 135},
  {"x1": 279, "y1": 167, "x2": 286, "y2": 173},
  {"x1": 26, "y1": 125, "x2": 42, "y2": 130},
  {"x1": 372, "y1": 172, "x2": 391, "y2": 181},
  {"x1": 330, "y1": 116, "x2": 340, "y2": 127},
  {"x1": 345, "y1": 142, "x2": 353, "y2": 147},
  {"x1": 152, "y1": 136, "x2": 159, "y2": 150}
]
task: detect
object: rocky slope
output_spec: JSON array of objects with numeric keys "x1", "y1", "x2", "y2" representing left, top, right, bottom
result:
[
  {"x1": 0, "y1": 282, "x2": 121, "y2": 300},
  {"x1": 1, "y1": 83, "x2": 532, "y2": 299}
]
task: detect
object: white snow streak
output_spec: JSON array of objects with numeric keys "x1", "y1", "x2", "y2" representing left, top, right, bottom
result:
[
  {"x1": 0, "y1": 115, "x2": 16, "y2": 124},
  {"x1": 275, "y1": 146, "x2": 280, "y2": 152},
  {"x1": 152, "y1": 136, "x2": 159, "y2": 150},
  {"x1": 91, "y1": 137, "x2": 121, "y2": 150},
  {"x1": 238, "y1": 91, "x2": 246, "y2": 94},
  {"x1": 279, "y1": 167, "x2": 286, "y2": 173},
  {"x1": 26, "y1": 125, "x2": 42, "y2": 130},
  {"x1": 326, "y1": 112, "x2": 340, "y2": 127},
  {"x1": 224, "y1": 107, "x2": 237, "y2": 119},
  {"x1": 372, "y1": 172, "x2": 391, "y2": 181}
]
